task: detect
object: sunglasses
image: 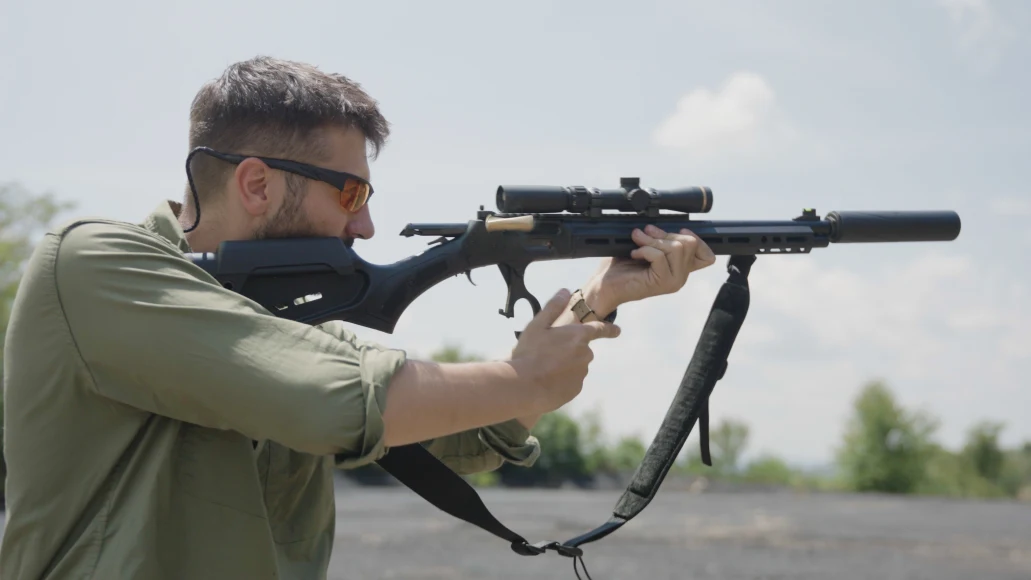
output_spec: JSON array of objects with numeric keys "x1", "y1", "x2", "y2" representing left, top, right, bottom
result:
[{"x1": 186, "y1": 146, "x2": 374, "y2": 213}]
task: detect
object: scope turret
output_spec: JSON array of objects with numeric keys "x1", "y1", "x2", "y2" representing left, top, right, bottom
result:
[{"x1": 496, "y1": 177, "x2": 712, "y2": 216}]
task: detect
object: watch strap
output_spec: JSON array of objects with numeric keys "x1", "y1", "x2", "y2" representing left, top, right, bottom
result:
[{"x1": 571, "y1": 289, "x2": 617, "y2": 323}]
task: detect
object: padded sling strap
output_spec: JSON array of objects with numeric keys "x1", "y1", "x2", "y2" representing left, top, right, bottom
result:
[{"x1": 562, "y1": 254, "x2": 755, "y2": 550}]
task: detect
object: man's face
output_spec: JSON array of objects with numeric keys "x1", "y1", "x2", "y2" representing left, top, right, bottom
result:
[{"x1": 252, "y1": 126, "x2": 375, "y2": 246}]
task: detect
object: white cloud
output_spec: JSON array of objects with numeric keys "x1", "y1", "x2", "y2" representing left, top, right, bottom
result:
[
  {"x1": 936, "y1": 0, "x2": 1012, "y2": 69},
  {"x1": 651, "y1": 72, "x2": 802, "y2": 163}
]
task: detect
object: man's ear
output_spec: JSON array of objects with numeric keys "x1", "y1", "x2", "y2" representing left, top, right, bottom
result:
[{"x1": 233, "y1": 158, "x2": 274, "y2": 217}]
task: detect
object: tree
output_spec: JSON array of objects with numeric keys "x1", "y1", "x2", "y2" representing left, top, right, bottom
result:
[
  {"x1": 607, "y1": 436, "x2": 648, "y2": 473},
  {"x1": 836, "y1": 380, "x2": 938, "y2": 494},
  {"x1": 708, "y1": 418, "x2": 750, "y2": 475},
  {"x1": 580, "y1": 407, "x2": 611, "y2": 474},
  {"x1": 499, "y1": 409, "x2": 589, "y2": 487},
  {"x1": 1, "y1": 182, "x2": 75, "y2": 505},
  {"x1": 677, "y1": 418, "x2": 752, "y2": 478},
  {"x1": 742, "y1": 455, "x2": 795, "y2": 486},
  {"x1": 1, "y1": 183, "x2": 73, "y2": 374},
  {"x1": 962, "y1": 421, "x2": 1005, "y2": 483},
  {"x1": 426, "y1": 342, "x2": 485, "y2": 364},
  {"x1": 998, "y1": 442, "x2": 1031, "y2": 499},
  {"x1": 579, "y1": 407, "x2": 647, "y2": 475}
]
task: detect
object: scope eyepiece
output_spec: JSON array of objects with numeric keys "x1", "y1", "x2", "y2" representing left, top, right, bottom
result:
[{"x1": 496, "y1": 178, "x2": 712, "y2": 215}]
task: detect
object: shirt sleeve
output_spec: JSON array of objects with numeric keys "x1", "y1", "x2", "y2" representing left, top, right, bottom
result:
[
  {"x1": 312, "y1": 321, "x2": 541, "y2": 473},
  {"x1": 54, "y1": 220, "x2": 406, "y2": 466},
  {"x1": 420, "y1": 419, "x2": 542, "y2": 474}
]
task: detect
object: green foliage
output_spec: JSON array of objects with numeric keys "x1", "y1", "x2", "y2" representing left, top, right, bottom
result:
[
  {"x1": 607, "y1": 436, "x2": 648, "y2": 473},
  {"x1": 500, "y1": 409, "x2": 589, "y2": 487},
  {"x1": 742, "y1": 454, "x2": 794, "y2": 486},
  {"x1": 836, "y1": 380, "x2": 938, "y2": 494},
  {"x1": 464, "y1": 471, "x2": 500, "y2": 487},
  {"x1": 0, "y1": 182, "x2": 75, "y2": 505},
  {"x1": 917, "y1": 443, "x2": 1007, "y2": 498},
  {"x1": 916, "y1": 424, "x2": 1031, "y2": 499},
  {"x1": 963, "y1": 420, "x2": 1005, "y2": 483},
  {"x1": 361, "y1": 341, "x2": 1031, "y2": 500},
  {"x1": 427, "y1": 343, "x2": 485, "y2": 363},
  {"x1": 580, "y1": 407, "x2": 647, "y2": 475},
  {"x1": 676, "y1": 418, "x2": 753, "y2": 478},
  {"x1": 1, "y1": 183, "x2": 74, "y2": 376},
  {"x1": 998, "y1": 443, "x2": 1031, "y2": 499},
  {"x1": 709, "y1": 418, "x2": 750, "y2": 475},
  {"x1": 676, "y1": 448, "x2": 710, "y2": 476},
  {"x1": 579, "y1": 407, "x2": 610, "y2": 474}
]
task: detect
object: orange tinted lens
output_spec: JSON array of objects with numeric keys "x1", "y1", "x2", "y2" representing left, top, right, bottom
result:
[{"x1": 341, "y1": 179, "x2": 370, "y2": 212}]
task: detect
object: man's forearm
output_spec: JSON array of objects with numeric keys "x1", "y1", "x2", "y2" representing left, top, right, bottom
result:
[{"x1": 381, "y1": 359, "x2": 541, "y2": 447}]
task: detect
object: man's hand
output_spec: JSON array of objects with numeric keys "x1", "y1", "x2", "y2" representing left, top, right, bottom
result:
[
  {"x1": 585, "y1": 225, "x2": 716, "y2": 312},
  {"x1": 509, "y1": 289, "x2": 621, "y2": 415},
  {"x1": 512, "y1": 228, "x2": 713, "y2": 429}
]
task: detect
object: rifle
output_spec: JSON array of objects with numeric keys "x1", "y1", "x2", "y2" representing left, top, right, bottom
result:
[{"x1": 188, "y1": 177, "x2": 961, "y2": 579}]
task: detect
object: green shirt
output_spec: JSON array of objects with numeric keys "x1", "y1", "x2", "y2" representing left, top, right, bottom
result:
[{"x1": 0, "y1": 201, "x2": 540, "y2": 579}]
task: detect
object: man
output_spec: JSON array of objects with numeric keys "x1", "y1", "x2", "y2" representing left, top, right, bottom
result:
[{"x1": 0, "y1": 56, "x2": 714, "y2": 579}]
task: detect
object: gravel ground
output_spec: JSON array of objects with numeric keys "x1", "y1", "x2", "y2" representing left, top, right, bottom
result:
[
  {"x1": 3, "y1": 483, "x2": 1029, "y2": 580},
  {"x1": 327, "y1": 483, "x2": 1031, "y2": 580}
]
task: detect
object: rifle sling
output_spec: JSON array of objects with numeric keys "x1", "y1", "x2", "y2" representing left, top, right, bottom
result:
[
  {"x1": 372, "y1": 254, "x2": 756, "y2": 563},
  {"x1": 564, "y1": 254, "x2": 754, "y2": 549}
]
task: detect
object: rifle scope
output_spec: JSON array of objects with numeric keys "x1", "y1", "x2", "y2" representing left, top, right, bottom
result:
[{"x1": 496, "y1": 177, "x2": 712, "y2": 215}]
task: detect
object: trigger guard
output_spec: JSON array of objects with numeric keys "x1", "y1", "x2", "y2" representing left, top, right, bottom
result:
[
  {"x1": 497, "y1": 262, "x2": 540, "y2": 319},
  {"x1": 526, "y1": 294, "x2": 542, "y2": 315},
  {"x1": 499, "y1": 293, "x2": 541, "y2": 318},
  {"x1": 511, "y1": 294, "x2": 543, "y2": 340}
]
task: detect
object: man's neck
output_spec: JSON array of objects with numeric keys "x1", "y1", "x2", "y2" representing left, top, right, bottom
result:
[
  {"x1": 175, "y1": 204, "x2": 237, "y2": 254},
  {"x1": 183, "y1": 230, "x2": 221, "y2": 254}
]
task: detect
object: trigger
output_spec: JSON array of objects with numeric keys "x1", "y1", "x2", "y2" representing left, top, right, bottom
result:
[{"x1": 465, "y1": 270, "x2": 475, "y2": 286}]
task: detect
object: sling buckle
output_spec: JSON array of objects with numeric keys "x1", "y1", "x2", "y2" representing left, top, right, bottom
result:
[{"x1": 511, "y1": 540, "x2": 584, "y2": 558}]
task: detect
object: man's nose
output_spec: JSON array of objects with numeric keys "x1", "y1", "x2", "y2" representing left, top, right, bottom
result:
[{"x1": 346, "y1": 204, "x2": 375, "y2": 240}]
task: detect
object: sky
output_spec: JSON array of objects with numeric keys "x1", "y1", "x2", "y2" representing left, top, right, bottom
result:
[{"x1": 1, "y1": 0, "x2": 1028, "y2": 468}]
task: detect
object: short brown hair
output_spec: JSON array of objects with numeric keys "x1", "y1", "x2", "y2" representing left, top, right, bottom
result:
[{"x1": 186, "y1": 56, "x2": 390, "y2": 207}]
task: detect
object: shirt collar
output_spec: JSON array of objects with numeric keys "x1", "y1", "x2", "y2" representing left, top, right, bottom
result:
[{"x1": 141, "y1": 200, "x2": 193, "y2": 254}]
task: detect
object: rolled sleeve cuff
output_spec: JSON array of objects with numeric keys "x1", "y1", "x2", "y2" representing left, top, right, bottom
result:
[
  {"x1": 333, "y1": 339, "x2": 408, "y2": 469},
  {"x1": 429, "y1": 420, "x2": 541, "y2": 475},
  {"x1": 478, "y1": 419, "x2": 540, "y2": 467}
]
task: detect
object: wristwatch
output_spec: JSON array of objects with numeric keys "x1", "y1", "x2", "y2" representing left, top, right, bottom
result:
[{"x1": 570, "y1": 289, "x2": 617, "y2": 323}]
